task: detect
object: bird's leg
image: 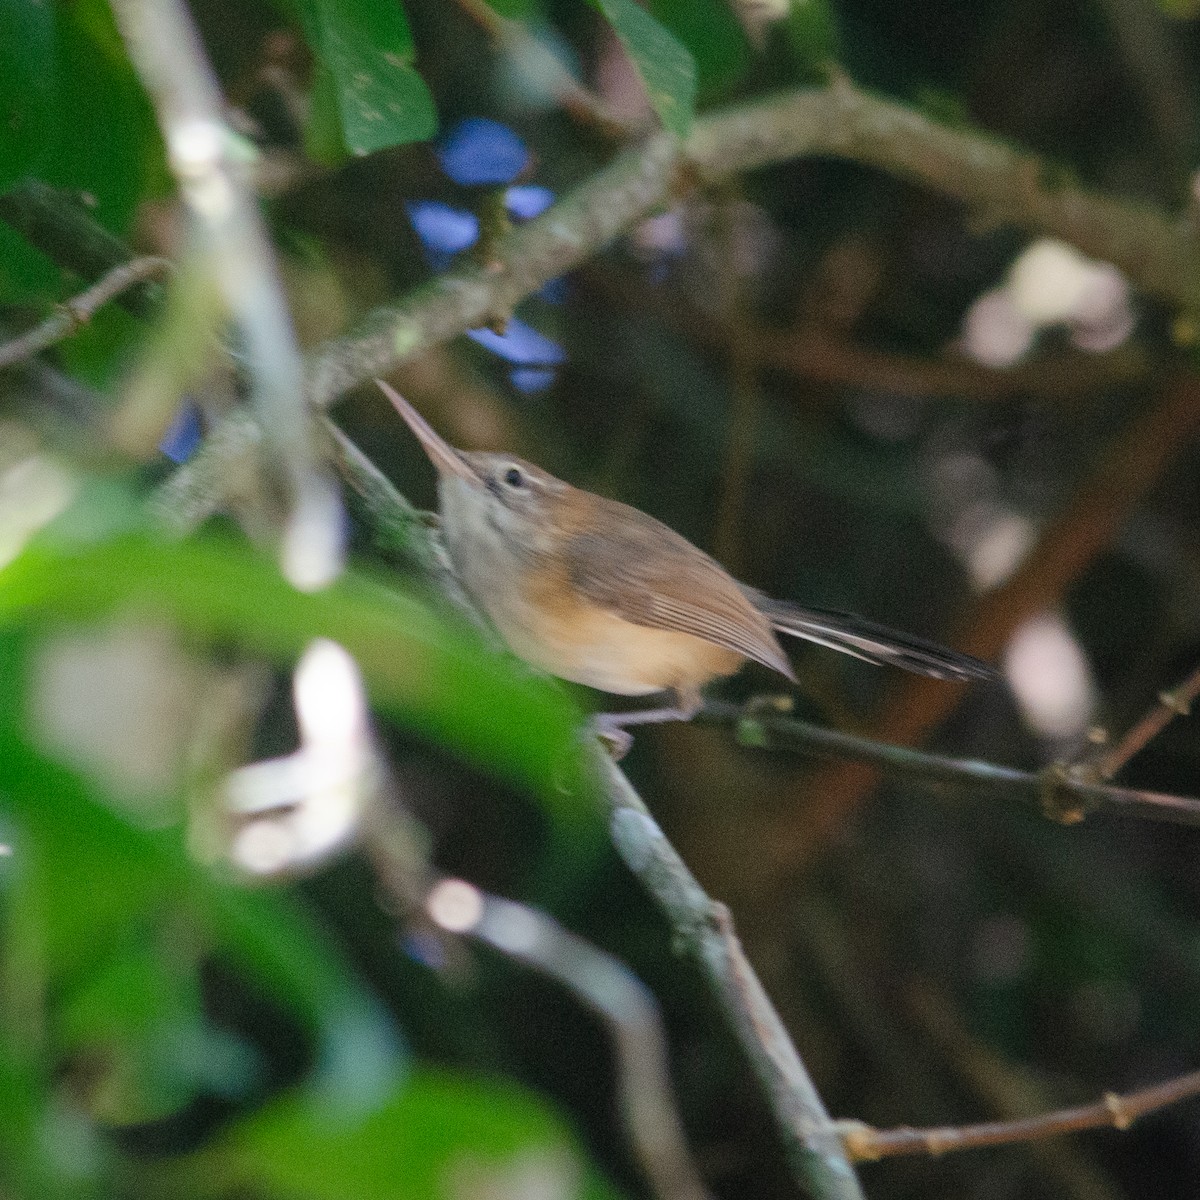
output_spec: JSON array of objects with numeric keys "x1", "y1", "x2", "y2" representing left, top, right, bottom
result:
[{"x1": 592, "y1": 689, "x2": 702, "y2": 759}]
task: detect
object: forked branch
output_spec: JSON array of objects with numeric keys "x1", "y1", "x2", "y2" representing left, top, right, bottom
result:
[{"x1": 838, "y1": 1067, "x2": 1200, "y2": 1162}]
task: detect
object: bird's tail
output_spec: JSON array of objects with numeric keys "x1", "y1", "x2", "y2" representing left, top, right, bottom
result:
[{"x1": 751, "y1": 595, "x2": 998, "y2": 683}]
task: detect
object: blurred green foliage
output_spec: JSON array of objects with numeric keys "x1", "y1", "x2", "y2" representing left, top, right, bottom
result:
[
  {"x1": 3, "y1": 0, "x2": 1200, "y2": 1199},
  {"x1": 295, "y1": 0, "x2": 437, "y2": 161},
  {"x1": 590, "y1": 0, "x2": 696, "y2": 135},
  {"x1": 0, "y1": 0, "x2": 165, "y2": 303}
]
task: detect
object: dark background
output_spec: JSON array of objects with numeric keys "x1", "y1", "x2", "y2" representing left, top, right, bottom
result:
[{"x1": 2, "y1": 0, "x2": 1200, "y2": 1198}]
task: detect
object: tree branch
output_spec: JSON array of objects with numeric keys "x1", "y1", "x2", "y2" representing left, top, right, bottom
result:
[
  {"x1": 600, "y1": 762, "x2": 866, "y2": 1200},
  {"x1": 839, "y1": 1067, "x2": 1200, "y2": 1161},
  {"x1": 0, "y1": 257, "x2": 172, "y2": 370},
  {"x1": 302, "y1": 81, "x2": 1200, "y2": 407},
  {"x1": 109, "y1": 0, "x2": 342, "y2": 590},
  {"x1": 1092, "y1": 661, "x2": 1200, "y2": 780},
  {"x1": 332, "y1": 427, "x2": 866, "y2": 1200},
  {"x1": 0, "y1": 181, "x2": 166, "y2": 319},
  {"x1": 159, "y1": 78, "x2": 1200, "y2": 530},
  {"x1": 227, "y1": 637, "x2": 713, "y2": 1200},
  {"x1": 704, "y1": 699, "x2": 1200, "y2": 827},
  {"x1": 584, "y1": 263, "x2": 1152, "y2": 403}
]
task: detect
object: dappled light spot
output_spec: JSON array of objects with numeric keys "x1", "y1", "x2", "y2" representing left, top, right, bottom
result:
[
  {"x1": 294, "y1": 638, "x2": 369, "y2": 754},
  {"x1": 428, "y1": 878, "x2": 485, "y2": 934},
  {"x1": 945, "y1": 501, "x2": 1036, "y2": 590},
  {"x1": 223, "y1": 639, "x2": 370, "y2": 875},
  {"x1": 960, "y1": 288, "x2": 1035, "y2": 368},
  {"x1": 0, "y1": 448, "x2": 76, "y2": 570},
  {"x1": 1010, "y1": 239, "x2": 1120, "y2": 324},
  {"x1": 30, "y1": 622, "x2": 203, "y2": 815},
  {"x1": 1004, "y1": 612, "x2": 1097, "y2": 741},
  {"x1": 232, "y1": 818, "x2": 297, "y2": 875},
  {"x1": 960, "y1": 238, "x2": 1135, "y2": 366}
]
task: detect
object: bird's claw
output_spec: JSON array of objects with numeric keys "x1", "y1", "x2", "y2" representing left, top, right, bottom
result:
[{"x1": 591, "y1": 717, "x2": 633, "y2": 761}]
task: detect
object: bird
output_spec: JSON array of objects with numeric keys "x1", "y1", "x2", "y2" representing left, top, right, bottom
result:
[{"x1": 377, "y1": 380, "x2": 996, "y2": 754}]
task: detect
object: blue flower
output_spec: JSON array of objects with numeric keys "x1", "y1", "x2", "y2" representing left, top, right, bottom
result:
[
  {"x1": 467, "y1": 317, "x2": 566, "y2": 365},
  {"x1": 510, "y1": 367, "x2": 558, "y2": 393},
  {"x1": 159, "y1": 403, "x2": 202, "y2": 464},
  {"x1": 505, "y1": 184, "x2": 555, "y2": 219},
  {"x1": 405, "y1": 201, "x2": 480, "y2": 254},
  {"x1": 436, "y1": 118, "x2": 529, "y2": 186}
]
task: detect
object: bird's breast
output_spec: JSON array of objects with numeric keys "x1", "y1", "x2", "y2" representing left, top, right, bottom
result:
[{"x1": 447, "y1": 531, "x2": 743, "y2": 695}]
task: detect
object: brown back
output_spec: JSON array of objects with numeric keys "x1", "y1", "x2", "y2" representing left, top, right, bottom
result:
[{"x1": 561, "y1": 493, "x2": 794, "y2": 681}]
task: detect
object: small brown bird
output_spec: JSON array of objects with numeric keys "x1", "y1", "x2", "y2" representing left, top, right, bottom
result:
[{"x1": 378, "y1": 380, "x2": 994, "y2": 753}]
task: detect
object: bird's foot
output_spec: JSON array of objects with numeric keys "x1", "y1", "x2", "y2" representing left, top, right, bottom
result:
[{"x1": 591, "y1": 715, "x2": 634, "y2": 760}]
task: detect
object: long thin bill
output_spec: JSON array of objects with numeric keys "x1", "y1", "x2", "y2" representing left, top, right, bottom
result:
[{"x1": 375, "y1": 379, "x2": 478, "y2": 482}]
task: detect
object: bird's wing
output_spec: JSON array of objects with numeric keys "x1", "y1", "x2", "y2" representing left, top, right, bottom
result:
[
  {"x1": 563, "y1": 502, "x2": 794, "y2": 681},
  {"x1": 749, "y1": 591, "x2": 997, "y2": 683}
]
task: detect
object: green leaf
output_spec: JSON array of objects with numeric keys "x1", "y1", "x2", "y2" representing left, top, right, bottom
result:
[
  {"x1": 0, "y1": 221, "x2": 63, "y2": 305},
  {"x1": 43, "y1": 0, "x2": 166, "y2": 233},
  {"x1": 784, "y1": 0, "x2": 840, "y2": 72},
  {"x1": 480, "y1": 0, "x2": 545, "y2": 16},
  {"x1": 0, "y1": 525, "x2": 594, "y2": 818},
  {"x1": 0, "y1": 632, "x2": 404, "y2": 1111},
  {"x1": 0, "y1": 0, "x2": 167, "y2": 308},
  {"x1": 206, "y1": 1068, "x2": 625, "y2": 1200},
  {"x1": 296, "y1": 0, "x2": 437, "y2": 158},
  {"x1": 56, "y1": 303, "x2": 145, "y2": 391},
  {"x1": 647, "y1": 0, "x2": 751, "y2": 96},
  {"x1": 590, "y1": 0, "x2": 697, "y2": 138},
  {"x1": 303, "y1": 64, "x2": 351, "y2": 167},
  {"x1": 0, "y1": 0, "x2": 59, "y2": 193}
]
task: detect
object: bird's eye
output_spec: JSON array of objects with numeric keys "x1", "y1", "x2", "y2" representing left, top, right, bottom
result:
[{"x1": 503, "y1": 466, "x2": 525, "y2": 489}]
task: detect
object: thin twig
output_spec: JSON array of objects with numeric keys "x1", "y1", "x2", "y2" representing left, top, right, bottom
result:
[
  {"x1": 109, "y1": 0, "x2": 342, "y2": 590},
  {"x1": 1092, "y1": 661, "x2": 1200, "y2": 780},
  {"x1": 905, "y1": 982, "x2": 1123, "y2": 1197},
  {"x1": 0, "y1": 181, "x2": 165, "y2": 319},
  {"x1": 834, "y1": 981, "x2": 1200, "y2": 1180},
  {"x1": 799, "y1": 865, "x2": 1124, "y2": 1199},
  {"x1": 432, "y1": 881, "x2": 713, "y2": 1200},
  {"x1": 236, "y1": 640, "x2": 713, "y2": 1200},
  {"x1": 0, "y1": 257, "x2": 172, "y2": 370},
  {"x1": 838, "y1": 1068, "x2": 1200, "y2": 1161},
  {"x1": 704, "y1": 699, "x2": 1200, "y2": 828}
]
